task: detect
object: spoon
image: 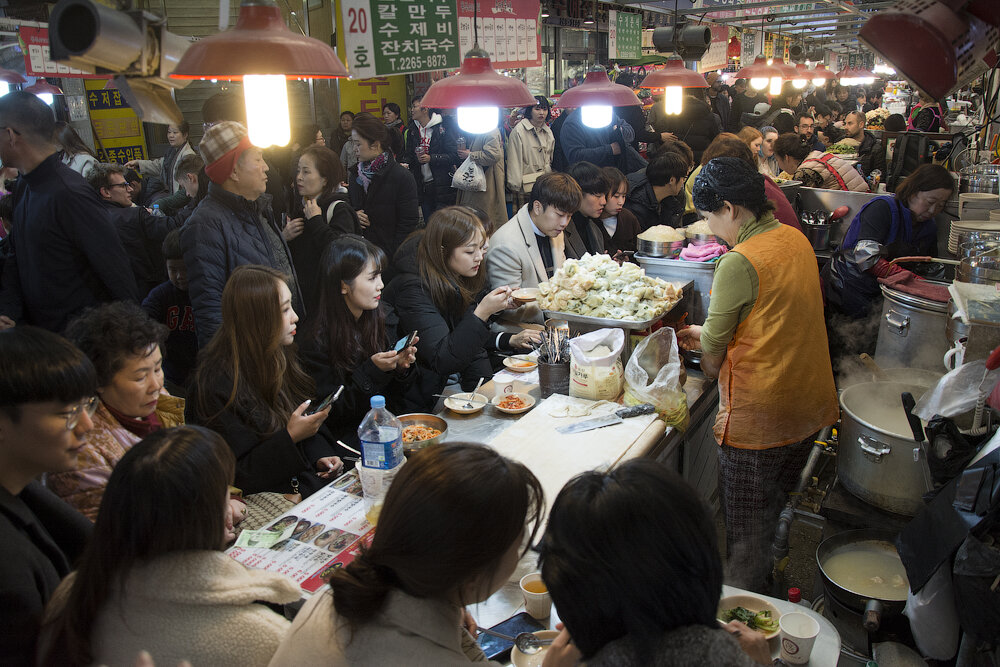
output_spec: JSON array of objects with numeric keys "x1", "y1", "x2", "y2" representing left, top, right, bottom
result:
[
  {"x1": 464, "y1": 377, "x2": 486, "y2": 410},
  {"x1": 476, "y1": 628, "x2": 553, "y2": 655}
]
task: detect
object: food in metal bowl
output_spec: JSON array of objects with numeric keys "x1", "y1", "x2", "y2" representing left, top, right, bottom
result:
[{"x1": 396, "y1": 413, "x2": 448, "y2": 450}]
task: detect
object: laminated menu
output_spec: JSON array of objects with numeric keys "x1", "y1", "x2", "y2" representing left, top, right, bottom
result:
[{"x1": 226, "y1": 470, "x2": 375, "y2": 596}]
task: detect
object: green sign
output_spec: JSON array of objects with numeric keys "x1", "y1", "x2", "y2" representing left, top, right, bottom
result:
[
  {"x1": 341, "y1": 0, "x2": 461, "y2": 78},
  {"x1": 611, "y1": 11, "x2": 642, "y2": 61}
]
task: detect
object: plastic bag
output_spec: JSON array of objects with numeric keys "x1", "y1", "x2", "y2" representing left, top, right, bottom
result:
[
  {"x1": 452, "y1": 155, "x2": 486, "y2": 192},
  {"x1": 913, "y1": 360, "x2": 1000, "y2": 420},
  {"x1": 569, "y1": 328, "x2": 624, "y2": 401},
  {"x1": 623, "y1": 328, "x2": 689, "y2": 431},
  {"x1": 903, "y1": 562, "x2": 960, "y2": 660}
]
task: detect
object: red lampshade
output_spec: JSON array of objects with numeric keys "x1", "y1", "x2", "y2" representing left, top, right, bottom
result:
[
  {"x1": 555, "y1": 68, "x2": 641, "y2": 108},
  {"x1": 421, "y1": 49, "x2": 536, "y2": 109},
  {"x1": 727, "y1": 36, "x2": 741, "y2": 60},
  {"x1": 170, "y1": 1, "x2": 347, "y2": 80},
  {"x1": 837, "y1": 65, "x2": 878, "y2": 81},
  {"x1": 24, "y1": 80, "x2": 64, "y2": 95},
  {"x1": 639, "y1": 57, "x2": 709, "y2": 89},
  {"x1": 810, "y1": 63, "x2": 837, "y2": 81},
  {"x1": 771, "y1": 58, "x2": 800, "y2": 79},
  {"x1": 0, "y1": 68, "x2": 26, "y2": 84},
  {"x1": 734, "y1": 56, "x2": 784, "y2": 81},
  {"x1": 792, "y1": 63, "x2": 810, "y2": 80}
]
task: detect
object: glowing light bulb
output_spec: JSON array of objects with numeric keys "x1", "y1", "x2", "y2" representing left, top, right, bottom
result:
[
  {"x1": 0, "y1": 82, "x2": 9, "y2": 97},
  {"x1": 36, "y1": 92, "x2": 54, "y2": 106},
  {"x1": 861, "y1": 76, "x2": 876, "y2": 85},
  {"x1": 792, "y1": 78, "x2": 807, "y2": 90},
  {"x1": 664, "y1": 86, "x2": 682, "y2": 115},
  {"x1": 581, "y1": 105, "x2": 612, "y2": 128},
  {"x1": 244, "y1": 75, "x2": 290, "y2": 147},
  {"x1": 769, "y1": 77, "x2": 782, "y2": 95},
  {"x1": 812, "y1": 78, "x2": 826, "y2": 87},
  {"x1": 457, "y1": 106, "x2": 499, "y2": 133},
  {"x1": 750, "y1": 77, "x2": 768, "y2": 91}
]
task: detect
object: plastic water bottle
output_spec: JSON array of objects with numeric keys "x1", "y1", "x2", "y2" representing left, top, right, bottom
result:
[
  {"x1": 150, "y1": 203, "x2": 164, "y2": 216},
  {"x1": 357, "y1": 395, "x2": 405, "y2": 506},
  {"x1": 787, "y1": 587, "x2": 812, "y2": 608}
]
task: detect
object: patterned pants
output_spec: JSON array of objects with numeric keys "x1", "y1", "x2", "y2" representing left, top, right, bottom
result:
[{"x1": 717, "y1": 437, "x2": 814, "y2": 592}]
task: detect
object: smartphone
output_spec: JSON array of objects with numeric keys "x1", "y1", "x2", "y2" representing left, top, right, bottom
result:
[
  {"x1": 306, "y1": 385, "x2": 344, "y2": 416},
  {"x1": 392, "y1": 330, "x2": 418, "y2": 353},
  {"x1": 476, "y1": 611, "x2": 547, "y2": 662}
]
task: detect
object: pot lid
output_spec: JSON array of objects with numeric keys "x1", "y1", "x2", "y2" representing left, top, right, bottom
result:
[{"x1": 880, "y1": 283, "x2": 950, "y2": 313}]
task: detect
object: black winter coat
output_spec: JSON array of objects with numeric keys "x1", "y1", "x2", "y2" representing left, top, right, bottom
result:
[
  {"x1": 347, "y1": 155, "x2": 419, "y2": 263},
  {"x1": 625, "y1": 170, "x2": 683, "y2": 231},
  {"x1": 185, "y1": 370, "x2": 347, "y2": 497},
  {"x1": 653, "y1": 96, "x2": 719, "y2": 164},
  {"x1": 105, "y1": 200, "x2": 187, "y2": 298},
  {"x1": 383, "y1": 236, "x2": 498, "y2": 412},
  {"x1": 0, "y1": 154, "x2": 138, "y2": 331},
  {"x1": 0, "y1": 482, "x2": 92, "y2": 664},
  {"x1": 180, "y1": 183, "x2": 303, "y2": 347},
  {"x1": 402, "y1": 115, "x2": 460, "y2": 208}
]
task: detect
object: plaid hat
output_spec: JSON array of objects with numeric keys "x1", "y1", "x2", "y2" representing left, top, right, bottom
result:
[{"x1": 200, "y1": 121, "x2": 252, "y2": 184}]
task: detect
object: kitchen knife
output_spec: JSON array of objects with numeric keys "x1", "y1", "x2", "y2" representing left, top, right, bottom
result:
[{"x1": 555, "y1": 403, "x2": 657, "y2": 434}]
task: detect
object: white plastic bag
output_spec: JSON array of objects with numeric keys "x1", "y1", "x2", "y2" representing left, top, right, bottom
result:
[
  {"x1": 903, "y1": 562, "x2": 960, "y2": 660},
  {"x1": 452, "y1": 155, "x2": 486, "y2": 192},
  {"x1": 569, "y1": 328, "x2": 625, "y2": 401},
  {"x1": 913, "y1": 360, "x2": 1000, "y2": 420},
  {"x1": 623, "y1": 327, "x2": 688, "y2": 431}
]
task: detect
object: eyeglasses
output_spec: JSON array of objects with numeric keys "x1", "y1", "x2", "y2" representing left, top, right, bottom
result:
[
  {"x1": 108, "y1": 181, "x2": 133, "y2": 190},
  {"x1": 57, "y1": 396, "x2": 99, "y2": 430}
]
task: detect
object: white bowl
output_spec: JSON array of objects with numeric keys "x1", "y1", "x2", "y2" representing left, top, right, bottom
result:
[
  {"x1": 492, "y1": 392, "x2": 536, "y2": 415},
  {"x1": 511, "y1": 630, "x2": 560, "y2": 667},
  {"x1": 717, "y1": 594, "x2": 782, "y2": 640},
  {"x1": 504, "y1": 355, "x2": 538, "y2": 373},
  {"x1": 444, "y1": 393, "x2": 488, "y2": 415}
]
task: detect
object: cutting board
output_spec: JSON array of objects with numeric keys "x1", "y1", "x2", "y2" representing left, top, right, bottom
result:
[{"x1": 486, "y1": 393, "x2": 659, "y2": 519}]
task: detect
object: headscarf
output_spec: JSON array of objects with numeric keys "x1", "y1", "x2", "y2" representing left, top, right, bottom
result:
[{"x1": 692, "y1": 157, "x2": 766, "y2": 214}]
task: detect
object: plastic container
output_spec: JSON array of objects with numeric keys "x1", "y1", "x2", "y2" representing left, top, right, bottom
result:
[
  {"x1": 357, "y1": 395, "x2": 405, "y2": 503},
  {"x1": 150, "y1": 203, "x2": 164, "y2": 216},
  {"x1": 787, "y1": 587, "x2": 811, "y2": 607}
]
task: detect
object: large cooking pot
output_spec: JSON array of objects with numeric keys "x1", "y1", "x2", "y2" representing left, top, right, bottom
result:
[
  {"x1": 874, "y1": 282, "x2": 951, "y2": 373},
  {"x1": 817, "y1": 529, "x2": 908, "y2": 633},
  {"x1": 838, "y1": 377, "x2": 937, "y2": 515}
]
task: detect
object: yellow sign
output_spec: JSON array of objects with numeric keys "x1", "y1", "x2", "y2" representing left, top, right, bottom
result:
[
  {"x1": 84, "y1": 79, "x2": 148, "y2": 164},
  {"x1": 337, "y1": 76, "x2": 408, "y2": 118}
]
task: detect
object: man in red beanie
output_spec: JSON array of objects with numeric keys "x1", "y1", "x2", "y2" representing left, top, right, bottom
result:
[{"x1": 180, "y1": 121, "x2": 303, "y2": 346}]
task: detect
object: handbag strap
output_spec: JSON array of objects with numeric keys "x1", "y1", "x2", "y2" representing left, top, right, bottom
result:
[{"x1": 325, "y1": 199, "x2": 342, "y2": 225}]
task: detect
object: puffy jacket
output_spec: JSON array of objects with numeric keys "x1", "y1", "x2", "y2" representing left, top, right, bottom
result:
[
  {"x1": 180, "y1": 183, "x2": 303, "y2": 347},
  {"x1": 557, "y1": 108, "x2": 629, "y2": 171},
  {"x1": 855, "y1": 130, "x2": 886, "y2": 178},
  {"x1": 348, "y1": 154, "x2": 419, "y2": 264},
  {"x1": 796, "y1": 151, "x2": 870, "y2": 192},
  {"x1": 624, "y1": 170, "x2": 682, "y2": 231},
  {"x1": 402, "y1": 113, "x2": 460, "y2": 209}
]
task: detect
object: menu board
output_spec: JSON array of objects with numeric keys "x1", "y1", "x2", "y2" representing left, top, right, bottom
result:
[
  {"x1": 226, "y1": 470, "x2": 376, "y2": 596},
  {"x1": 609, "y1": 11, "x2": 642, "y2": 61},
  {"x1": 458, "y1": 0, "x2": 541, "y2": 69}
]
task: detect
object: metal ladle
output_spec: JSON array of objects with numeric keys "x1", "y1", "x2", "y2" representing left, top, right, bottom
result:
[{"x1": 476, "y1": 627, "x2": 554, "y2": 654}]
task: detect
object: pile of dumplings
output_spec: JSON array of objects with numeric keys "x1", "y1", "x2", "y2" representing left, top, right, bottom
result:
[{"x1": 537, "y1": 253, "x2": 682, "y2": 321}]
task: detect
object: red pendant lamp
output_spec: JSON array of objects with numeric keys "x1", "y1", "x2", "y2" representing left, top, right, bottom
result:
[
  {"x1": 0, "y1": 68, "x2": 26, "y2": 85},
  {"x1": 639, "y1": 57, "x2": 708, "y2": 116},
  {"x1": 169, "y1": 0, "x2": 347, "y2": 147},
  {"x1": 421, "y1": 47, "x2": 536, "y2": 134},
  {"x1": 24, "y1": 80, "x2": 63, "y2": 95},
  {"x1": 837, "y1": 63, "x2": 877, "y2": 86},
  {"x1": 735, "y1": 56, "x2": 785, "y2": 92},
  {"x1": 810, "y1": 63, "x2": 837, "y2": 87},
  {"x1": 555, "y1": 66, "x2": 641, "y2": 128}
]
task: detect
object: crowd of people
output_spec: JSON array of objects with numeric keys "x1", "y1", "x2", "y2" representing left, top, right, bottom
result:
[{"x1": 0, "y1": 67, "x2": 954, "y2": 664}]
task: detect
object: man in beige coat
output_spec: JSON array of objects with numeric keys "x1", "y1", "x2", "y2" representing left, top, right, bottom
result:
[
  {"x1": 486, "y1": 172, "x2": 586, "y2": 325},
  {"x1": 455, "y1": 128, "x2": 506, "y2": 232}
]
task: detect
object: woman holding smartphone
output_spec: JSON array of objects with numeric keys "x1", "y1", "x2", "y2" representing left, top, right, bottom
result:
[
  {"x1": 186, "y1": 265, "x2": 346, "y2": 499},
  {"x1": 384, "y1": 207, "x2": 539, "y2": 412},
  {"x1": 300, "y1": 235, "x2": 418, "y2": 449}
]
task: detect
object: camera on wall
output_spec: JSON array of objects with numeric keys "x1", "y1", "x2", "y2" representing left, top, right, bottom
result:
[
  {"x1": 652, "y1": 22, "x2": 712, "y2": 61},
  {"x1": 48, "y1": 0, "x2": 190, "y2": 125}
]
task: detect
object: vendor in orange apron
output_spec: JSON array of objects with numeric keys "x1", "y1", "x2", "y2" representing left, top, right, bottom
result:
[{"x1": 677, "y1": 157, "x2": 839, "y2": 592}]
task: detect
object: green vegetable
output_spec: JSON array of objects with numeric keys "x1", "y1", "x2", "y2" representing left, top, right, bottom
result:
[
  {"x1": 826, "y1": 143, "x2": 857, "y2": 155},
  {"x1": 719, "y1": 606, "x2": 780, "y2": 634}
]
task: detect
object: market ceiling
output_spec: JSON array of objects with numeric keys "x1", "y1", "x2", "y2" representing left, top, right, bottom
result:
[{"x1": 623, "y1": 0, "x2": 893, "y2": 51}]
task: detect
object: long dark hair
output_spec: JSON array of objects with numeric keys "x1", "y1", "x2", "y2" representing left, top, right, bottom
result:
[
  {"x1": 39, "y1": 426, "x2": 236, "y2": 666},
  {"x1": 352, "y1": 112, "x2": 402, "y2": 158},
  {"x1": 307, "y1": 235, "x2": 387, "y2": 369},
  {"x1": 192, "y1": 265, "x2": 314, "y2": 433},
  {"x1": 330, "y1": 443, "x2": 544, "y2": 632},
  {"x1": 418, "y1": 206, "x2": 487, "y2": 317},
  {"x1": 298, "y1": 145, "x2": 346, "y2": 198},
  {"x1": 54, "y1": 121, "x2": 96, "y2": 158},
  {"x1": 894, "y1": 163, "x2": 955, "y2": 208},
  {"x1": 538, "y1": 459, "x2": 722, "y2": 661}
]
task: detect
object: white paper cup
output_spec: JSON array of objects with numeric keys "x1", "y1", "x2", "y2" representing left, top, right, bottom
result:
[
  {"x1": 495, "y1": 379, "x2": 515, "y2": 395},
  {"x1": 519, "y1": 572, "x2": 551, "y2": 619},
  {"x1": 779, "y1": 612, "x2": 820, "y2": 664}
]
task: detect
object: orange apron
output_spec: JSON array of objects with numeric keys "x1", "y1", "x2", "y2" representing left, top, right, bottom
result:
[{"x1": 714, "y1": 225, "x2": 839, "y2": 449}]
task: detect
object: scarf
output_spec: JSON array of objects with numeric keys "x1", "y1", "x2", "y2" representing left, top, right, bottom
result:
[
  {"x1": 104, "y1": 401, "x2": 163, "y2": 438},
  {"x1": 357, "y1": 151, "x2": 391, "y2": 192}
]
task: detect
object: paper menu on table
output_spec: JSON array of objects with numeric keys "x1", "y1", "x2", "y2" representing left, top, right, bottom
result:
[{"x1": 226, "y1": 470, "x2": 375, "y2": 595}]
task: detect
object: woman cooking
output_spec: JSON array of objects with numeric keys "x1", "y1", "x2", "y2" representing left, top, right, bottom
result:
[
  {"x1": 824, "y1": 163, "x2": 954, "y2": 320},
  {"x1": 676, "y1": 158, "x2": 838, "y2": 592}
]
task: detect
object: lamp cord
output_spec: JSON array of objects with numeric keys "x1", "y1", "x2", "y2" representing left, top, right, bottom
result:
[{"x1": 473, "y1": 0, "x2": 479, "y2": 48}]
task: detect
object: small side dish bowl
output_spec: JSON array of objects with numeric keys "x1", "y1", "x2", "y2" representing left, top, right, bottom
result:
[
  {"x1": 492, "y1": 392, "x2": 536, "y2": 415},
  {"x1": 503, "y1": 355, "x2": 538, "y2": 373},
  {"x1": 443, "y1": 393, "x2": 488, "y2": 415}
]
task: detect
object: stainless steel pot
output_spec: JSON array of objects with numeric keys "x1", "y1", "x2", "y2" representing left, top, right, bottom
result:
[
  {"x1": 802, "y1": 220, "x2": 832, "y2": 251},
  {"x1": 874, "y1": 282, "x2": 951, "y2": 373},
  {"x1": 960, "y1": 164, "x2": 1000, "y2": 194},
  {"x1": 817, "y1": 529, "x2": 907, "y2": 632},
  {"x1": 958, "y1": 255, "x2": 1000, "y2": 284},
  {"x1": 636, "y1": 238, "x2": 683, "y2": 258},
  {"x1": 838, "y1": 379, "x2": 936, "y2": 515}
]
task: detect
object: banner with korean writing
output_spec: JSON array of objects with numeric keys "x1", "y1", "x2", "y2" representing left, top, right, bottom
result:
[
  {"x1": 19, "y1": 26, "x2": 107, "y2": 78},
  {"x1": 338, "y1": 75, "x2": 407, "y2": 118},
  {"x1": 84, "y1": 79, "x2": 148, "y2": 164},
  {"x1": 341, "y1": 0, "x2": 460, "y2": 78},
  {"x1": 458, "y1": 0, "x2": 540, "y2": 69},
  {"x1": 698, "y1": 24, "x2": 729, "y2": 72},
  {"x1": 609, "y1": 11, "x2": 641, "y2": 60}
]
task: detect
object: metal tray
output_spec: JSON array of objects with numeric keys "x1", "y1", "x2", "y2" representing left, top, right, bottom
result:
[{"x1": 541, "y1": 280, "x2": 690, "y2": 331}]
